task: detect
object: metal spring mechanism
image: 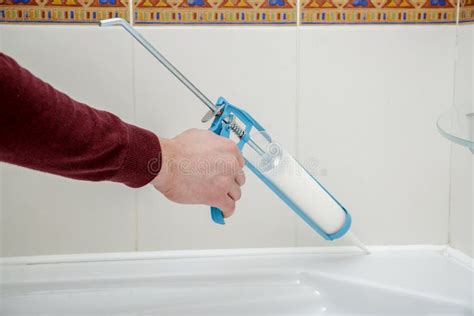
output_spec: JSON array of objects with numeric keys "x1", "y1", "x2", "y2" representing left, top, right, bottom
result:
[
  {"x1": 230, "y1": 119, "x2": 245, "y2": 138},
  {"x1": 227, "y1": 117, "x2": 266, "y2": 156}
]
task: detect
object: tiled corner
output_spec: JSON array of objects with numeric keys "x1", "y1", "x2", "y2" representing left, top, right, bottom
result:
[
  {"x1": 133, "y1": 28, "x2": 298, "y2": 250},
  {"x1": 448, "y1": 25, "x2": 473, "y2": 256},
  {"x1": 1, "y1": 26, "x2": 136, "y2": 256},
  {"x1": 296, "y1": 26, "x2": 455, "y2": 247},
  {"x1": 449, "y1": 144, "x2": 474, "y2": 257},
  {"x1": 300, "y1": 0, "x2": 457, "y2": 24},
  {"x1": 0, "y1": 0, "x2": 129, "y2": 24},
  {"x1": 134, "y1": 0, "x2": 296, "y2": 24}
]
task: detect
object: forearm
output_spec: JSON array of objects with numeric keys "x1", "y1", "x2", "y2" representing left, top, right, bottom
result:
[{"x1": 0, "y1": 53, "x2": 161, "y2": 188}]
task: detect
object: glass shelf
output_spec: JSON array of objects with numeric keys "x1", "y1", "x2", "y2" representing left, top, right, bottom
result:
[{"x1": 437, "y1": 109, "x2": 474, "y2": 153}]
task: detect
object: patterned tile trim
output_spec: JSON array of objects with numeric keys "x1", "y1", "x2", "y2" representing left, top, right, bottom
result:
[
  {"x1": 134, "y1": 0, "x2": 296, "y2": 24},
  {"x1": 301, "y1": 0, "x2": 457, "y2": 24},
  {"x1": 0, "y1": 0, "x2": 129, "y2": 23},
  {"x1": 460, "y1": 0, "x2": 474, "y2": 22},
  {"x1": 0, "y1": 0, "x2": 465, "y2": 26}
]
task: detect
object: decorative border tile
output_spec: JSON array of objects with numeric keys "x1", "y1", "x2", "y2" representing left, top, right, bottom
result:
[
  {"x1": 0, "y1": 0, "x2": 129, "y2": 23},
  {"x1": 133, "y1": 0, "x2": 296, "y2": 24},
  {"x1": 0, "y1": 0, "x2": 467, "y2": 27},
  {"x1": 301, "y1": 0, "x2": 457, "y2": 24},
  {"x1": 460, "y1": 0, "x2": 474, "y2": 22}
]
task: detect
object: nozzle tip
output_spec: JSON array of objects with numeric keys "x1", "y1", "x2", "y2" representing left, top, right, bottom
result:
[{"x1": 346, "y1": 231, "x2": 371, "y2": 254}]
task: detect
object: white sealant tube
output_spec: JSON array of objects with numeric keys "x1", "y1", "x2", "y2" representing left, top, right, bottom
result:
[{"x1": 260, "y1": 147, "x2": 346, "y2": 235}]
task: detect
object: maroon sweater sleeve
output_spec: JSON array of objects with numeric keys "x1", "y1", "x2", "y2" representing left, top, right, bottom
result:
[{"x1": 0, "y1": 53, "x2": 162, "y2": 188}]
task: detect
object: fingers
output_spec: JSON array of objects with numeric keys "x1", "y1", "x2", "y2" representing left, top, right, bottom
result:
[
  {"x1": 228, "y1": 183, "x2": 242, "y2": 201},
  {"x1": 221, "y1": 159, "x2": 245, "y2": 219},
  {"x1": 224, "y1": 195, "x2": 236, "y2": 218},
  {"x1": 211, "y1": 139, "x2": 246, "y2": 219},
  {"x1": 216, "y1": 182, "x2": 241, "y2": 218},
  {"x1": 223, "y1": 139, "x2": 244, "y2": 169},
  {"x1": 235, "y1": 150, "x2": 245, "y2": 169},
  {"x1": 215, "y1": 195, "x2": 236, "y2": 218},
  {"x1": 219, "y1": 177, "x2": 244, "y2": 218},
  {"x1": 235, "y1": 170, "x2": 246, "y2": 186}
]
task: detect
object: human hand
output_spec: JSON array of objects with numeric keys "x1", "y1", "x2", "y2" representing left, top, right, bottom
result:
[{"x1": 151, "y1": 128, "x2": 246, "y2": 218}]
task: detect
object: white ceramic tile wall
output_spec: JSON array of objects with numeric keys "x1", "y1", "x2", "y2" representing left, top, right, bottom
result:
[
  {"x1": 448, "y1": 25, "x2": 474, "y2": 257},
  {"x1": 297, "y1": 26, "x2": 455, "y2": 247},
  {"x1": 449, "y1": 144, "x2": 473, "y2": 256},
  {"x1": 0, "y1": 25, "x2": 459, "y2": 256},
  {"x1": 0, "y1": 26, "x2": 136, "y2": 256},
  {"x1": 133, "y1": 27, "x2": 299, "y2": 250}
]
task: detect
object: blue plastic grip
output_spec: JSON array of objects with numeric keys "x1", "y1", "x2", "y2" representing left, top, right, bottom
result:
[
  {"x1": 206, "y1": 97, "x2": 269, "y2": 225},
  {"x1": 207, "y1": 103, "x2": 232, "y2": 225},
  {"x1": 210, "y1": 207, "x2": 225, "y2": 225}
]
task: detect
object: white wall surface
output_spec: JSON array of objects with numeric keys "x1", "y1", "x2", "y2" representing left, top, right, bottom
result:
[
  {"x1": 0, "y1": 24, "x2": 455, "y2": 256},
  {"x1": 0, "y1": 26, "x2": 137, "y2": 256},
  {"x1": 133, "y1": 28, "x2": 298, "y2": 251},
  {"x1": 297, "y1": 26, "x2": 454, "y2": 247},
  {"x1": 448, "y1": 25, "x2": 474, "y2": 257}
]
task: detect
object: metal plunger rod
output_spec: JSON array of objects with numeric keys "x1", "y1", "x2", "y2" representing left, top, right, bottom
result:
[
  {"x1": 100, "y1": 18, "x2": 218, "y2": 114},
  {"x1": 100, "y1": 18, "x2": 266, "y2": 156}
]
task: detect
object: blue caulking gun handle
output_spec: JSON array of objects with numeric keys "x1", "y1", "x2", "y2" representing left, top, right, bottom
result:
[
  {"x1": 210, "y1": 207, "x2": 225, "y2": 225},
  {"x1": 206, "y1": 98, "x2": 259, "y2": 225},
  {"x1": 207, "y1": 109, "x2": 233, "y2": 225}
]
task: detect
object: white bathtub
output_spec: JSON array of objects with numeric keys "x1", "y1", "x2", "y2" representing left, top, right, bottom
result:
[{"x1": 1, "y1": 246, "x2": 473, "y2": 315}]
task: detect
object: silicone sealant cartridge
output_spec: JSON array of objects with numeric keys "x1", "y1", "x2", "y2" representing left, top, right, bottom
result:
[{"x1": 208, "y1": 98, "x2": 352, "y2": 242}]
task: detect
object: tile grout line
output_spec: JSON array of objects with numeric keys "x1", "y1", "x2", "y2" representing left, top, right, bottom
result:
[
  {"x1": 294, "y1": 0, "x2": 301, "y2": 246},
  {"x1": 134, "y1": 192, "x2": 139, "y2": 251},
  {"x1": 296, "y1": 0, "x2": 301, "y2": 26},
  {"x1": 455, "y1": 0, "x2": 460, "y2": 24},
  {"x1": 447, "y1": 0, "x2": 461, "y2": 246},
  {"x1": 129, "y1": 0, "x2": 134, "y2": 26},
  {"x1": 129, "y1": 0, "x2": 137, "y2": 251},
  {"x1": 131, "y1": 36, "x2": 139, "y2": 252}
]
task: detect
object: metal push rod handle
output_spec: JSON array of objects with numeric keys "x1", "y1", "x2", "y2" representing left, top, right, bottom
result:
[
  {"x1": 100, "y1": 18, "x2": 266, "y2": 156},
  {"x1": 100, "y1": 18, "x2": 218, "y2": 114}
]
